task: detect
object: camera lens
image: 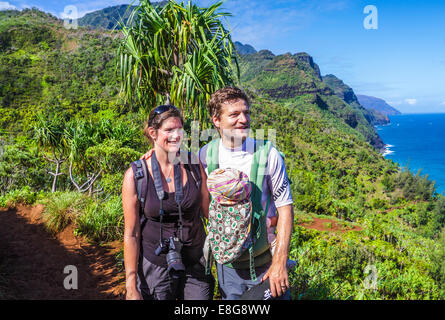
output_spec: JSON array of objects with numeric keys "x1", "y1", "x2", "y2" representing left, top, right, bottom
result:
[{"x1": 166, "y1": 249, "x2": 185, "y2": 278}]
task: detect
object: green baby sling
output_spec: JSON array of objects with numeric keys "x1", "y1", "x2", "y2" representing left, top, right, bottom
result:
[{"x1": 205, "y1": 138, "x2": 272, "y2": 281}]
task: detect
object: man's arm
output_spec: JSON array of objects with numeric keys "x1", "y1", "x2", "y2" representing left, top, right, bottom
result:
[{"x1": 262, "y1": 203, "x2": 293, "y2": 298}]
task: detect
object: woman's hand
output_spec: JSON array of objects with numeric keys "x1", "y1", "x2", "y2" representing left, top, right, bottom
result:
[
  {"x1": 126, "y1": 286, "x2": 143, "y2": 300},
  {"x1": 140, "y1": 149, "x2": 154, "y2": 160}
]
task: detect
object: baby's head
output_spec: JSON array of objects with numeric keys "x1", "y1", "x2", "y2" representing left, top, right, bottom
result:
[{"x1": 207, "y1": 168, "x2": 251, "y2": 205}]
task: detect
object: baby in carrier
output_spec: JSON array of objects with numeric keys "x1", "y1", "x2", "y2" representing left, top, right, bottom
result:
[{"x1": 205, "y1": 168, "x2": 296, "y2": 288}]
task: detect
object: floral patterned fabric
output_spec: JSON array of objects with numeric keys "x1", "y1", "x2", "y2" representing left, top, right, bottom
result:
[{"x1": 206, "y1": 168, "x2": 252, "y2": 264}]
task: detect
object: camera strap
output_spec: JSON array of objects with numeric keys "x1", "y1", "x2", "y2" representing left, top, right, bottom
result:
[
  {"x1": 151, "y1": 152, "x2": 184, "y2": 245},
  {"x1": 173, "y1": 162, "x2": 184, "y2": 242}
]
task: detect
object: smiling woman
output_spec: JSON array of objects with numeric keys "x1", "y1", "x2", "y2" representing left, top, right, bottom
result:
[
  {"x1": 144, "y1": 105, "x2": 184, "y2": 152},
  {"x1": 122, "y1": 104, "x2": 214, "y2": 300}
]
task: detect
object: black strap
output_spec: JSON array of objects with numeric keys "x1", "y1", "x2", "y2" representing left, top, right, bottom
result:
[
  {"x1": 151, "y1": 152, "x2": 184, "y2": 243},
  {"x1": 151, "y1": 153, "x2": 166, "y2": 201},
  {"x1": 184, "y1": 151, "x2": 202, "y2": 190},
  {"x1": 151, "y1": 153, "x2": 166, "y2": 246},
  {"x1": 130, "y1": 159, "x2": 149, "y2": 228},
  {"x1": 183, "y1": 151, "x2": 203, "y2": 219},
  {"x1": 174, "y1": 163, "x2": 184, "y2": 242}
]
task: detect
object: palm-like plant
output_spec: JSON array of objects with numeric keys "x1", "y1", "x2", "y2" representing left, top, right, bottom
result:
[
  {"x1": 117, "y1": 0, "x2": 238, "y2": 125},
  {"x1": 64, "y1": 119, "x2": 103, "y2": 196},
  {"x1": 33, "y1": 114, "x2": 68, "y2": 192}
]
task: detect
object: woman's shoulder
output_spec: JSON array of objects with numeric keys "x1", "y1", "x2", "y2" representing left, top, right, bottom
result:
[
  {"x1": 123, "y1": 160, "x2": 150, "y2": 183},
  {"x1": 124, "y1": 166, "x2": 134, "y2": 179}
]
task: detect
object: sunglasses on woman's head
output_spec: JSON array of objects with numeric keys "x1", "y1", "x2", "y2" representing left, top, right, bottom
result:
[{"x1": 153, "y1": 105, "x2": 178, "y2": 116}]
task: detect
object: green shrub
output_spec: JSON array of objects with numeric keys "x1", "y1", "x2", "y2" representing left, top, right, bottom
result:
[
  {"x1": 392, "y1": 167, "x2": 436, "y2": 201},
  {"x1": 429, "y1": 229, "x2": 445, "y2": 299},
  {"x1": 75, "y1": 195, "x2": 124, "y2": 242},
  {"x1": 370, "y1": 198, "x2": 388, "y2": 210},
  {"x1": 0, "y1": 141, "x2": 50, "y2": 194},
  {"x1": 0, "y1": 186, "x2": 39, "y2": 207},
  {"x1": 101, "y1": 172, "x2": 125, "y2": 195},
  {"x1": 41, "y1": 191, "x2": 89, "y2": 233}
]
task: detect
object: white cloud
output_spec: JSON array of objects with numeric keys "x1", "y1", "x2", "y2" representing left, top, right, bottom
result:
[
  {"x1": 405, "y1": 98, "x2": 417, "y2": 105},
  {"x1": 0, "y1": 1, "x2": 17, "y2": 10}
]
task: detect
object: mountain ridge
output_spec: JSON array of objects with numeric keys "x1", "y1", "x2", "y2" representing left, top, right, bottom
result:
[{"x1": 356, "y1": 94, "x2": 402, "y2": 116}]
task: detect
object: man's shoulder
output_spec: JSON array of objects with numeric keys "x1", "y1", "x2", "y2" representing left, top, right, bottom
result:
[{"x1": 267, "y1": 144, "x2": 284, "y2": 161}]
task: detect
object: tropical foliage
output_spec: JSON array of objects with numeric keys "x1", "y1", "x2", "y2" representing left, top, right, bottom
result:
[
  {"x1": 117, "y1": 0, "x2": 238, "y2": 124},
  {"x1": 1, "y1": 5, "x2": 445, "y2": 300}
]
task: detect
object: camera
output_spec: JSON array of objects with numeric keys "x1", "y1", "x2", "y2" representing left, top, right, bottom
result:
[{"x1": 155, "y1": 236, "x2": 185, "y2": 278}]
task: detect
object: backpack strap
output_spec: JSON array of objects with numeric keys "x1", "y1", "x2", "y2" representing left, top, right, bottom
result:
[
  {"x1": 247, "y1": 140, "x2": 272, "y2": 281},
  {"x1": 130, "y1": 159, "x2": 149, "y2": 228},
  {"x1": 183, "y1": 151, "x2": 202, "y2": 190},
  {"x1": 204, "y1": 139, "x2": 220, "y2": 276},
  {"x1": 206, "y1": 138, "x2": 220, "y2": 175},
  {"x1": 204, "y1": 139, "x2": 272, "y2": 281}
]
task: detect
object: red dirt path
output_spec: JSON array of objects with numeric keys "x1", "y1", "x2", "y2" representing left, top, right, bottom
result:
[
  {"x1": 0, "y1": 205, "x2": 125, "y2": 300},
  {"x1": 299, "y1": 217, "x2": 362, "y2": 233}
]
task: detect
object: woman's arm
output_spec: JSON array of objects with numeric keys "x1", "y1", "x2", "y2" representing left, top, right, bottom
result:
[
  {"x1": 199, "y1": 161, "x2": 210, "y2": 219},
  {"x1": 122, "y1": 167, "x2": 142, "y2": 300}
]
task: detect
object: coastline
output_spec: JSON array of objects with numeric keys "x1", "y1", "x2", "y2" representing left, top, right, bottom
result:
[
  {"x1": 381, "y1": 144, "x2": 394, "y2": 157},
  {"x1": 376, "y1": 113, "x2": 445, "y2": 195}
]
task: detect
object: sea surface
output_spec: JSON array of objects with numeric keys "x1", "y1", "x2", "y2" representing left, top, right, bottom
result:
[{"x1": 376, "y1": 113, "x2": 445, "y2": 195}]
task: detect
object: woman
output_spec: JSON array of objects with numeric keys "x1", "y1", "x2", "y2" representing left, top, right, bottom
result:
[{"x1": 122, "y1": 105, "x2": 213, "y2": 300}]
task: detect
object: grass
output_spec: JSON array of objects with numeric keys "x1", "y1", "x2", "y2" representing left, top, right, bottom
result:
[
  {"x1": 0, "y1": 186, "x2": 42, "y2": 208},
  {"x1": 323, "y1": 222, "x2": 333, "y2": 229},
  {"x1": 40, "y1": 191, "x2": 89, "y2": 234},
  {"x1": 75, "y1": 195, "x2": 124, "y2": 242},
  {"x1": 294, "y1": 210, "x2": 314, "y2": 225},
  {"x1": 2, "y1": 188, "x2": 124, "y2": 243},
  {"x1": 38, "y1": 191, "x2": 124, "y2": 242}
]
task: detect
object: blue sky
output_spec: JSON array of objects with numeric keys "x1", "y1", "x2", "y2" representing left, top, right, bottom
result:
[{"x1": 2, "y1": 0, "x2": 445, "y2": 113}]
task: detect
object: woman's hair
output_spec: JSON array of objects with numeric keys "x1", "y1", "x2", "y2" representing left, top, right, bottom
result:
[{"x1": 144, "y1": 105, "x2": 184, "y2": 143}]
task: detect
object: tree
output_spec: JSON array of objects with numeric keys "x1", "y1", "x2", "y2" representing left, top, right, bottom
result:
[
  {"x1": 64, "y1": 117, "x2": 142, "y2": 196},
  {"x1": 65, "y1": 119, "x2": 103, "y2": 196},
  {"x1": 117, "y1": 0, "x2": 238, "y2": 124},
  {"x1": 33, "y1": 113, "x2": 68, "y2": 192}
]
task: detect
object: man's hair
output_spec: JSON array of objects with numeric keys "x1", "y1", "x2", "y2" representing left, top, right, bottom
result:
[{"x1": 208, "y1": 87, "x2": 250, "y2": 120}]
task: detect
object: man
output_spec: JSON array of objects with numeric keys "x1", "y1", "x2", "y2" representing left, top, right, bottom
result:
[{"x1": 199, "y1": 87, "x2": 294, "y2": 300}]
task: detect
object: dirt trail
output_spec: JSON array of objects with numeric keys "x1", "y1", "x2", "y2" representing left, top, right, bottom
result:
[
  {"x1": 299, "y1": 217, "x2": 362, "y2": 233},
  {"x1": 0, "y1": 205, "x2": 125, "y2": 300}
]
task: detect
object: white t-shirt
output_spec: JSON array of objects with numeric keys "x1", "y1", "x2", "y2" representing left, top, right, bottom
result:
[{"x1": 199, "y1": 137, "x2": 293, "y2": 242}]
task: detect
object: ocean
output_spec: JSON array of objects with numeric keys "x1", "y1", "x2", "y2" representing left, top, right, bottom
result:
[{"x1": 376, "y1": 113, "x2": 445, "y2": 195}]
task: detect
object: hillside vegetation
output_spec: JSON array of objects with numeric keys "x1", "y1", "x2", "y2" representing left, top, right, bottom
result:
[{"x1": 1, "y1": 8, "x2": 445, "y2": 300}]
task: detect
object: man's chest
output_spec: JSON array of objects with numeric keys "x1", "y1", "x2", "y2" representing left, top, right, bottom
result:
[{"x1": 218, "y1": 150, "x2": 253, "y2": 180}]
